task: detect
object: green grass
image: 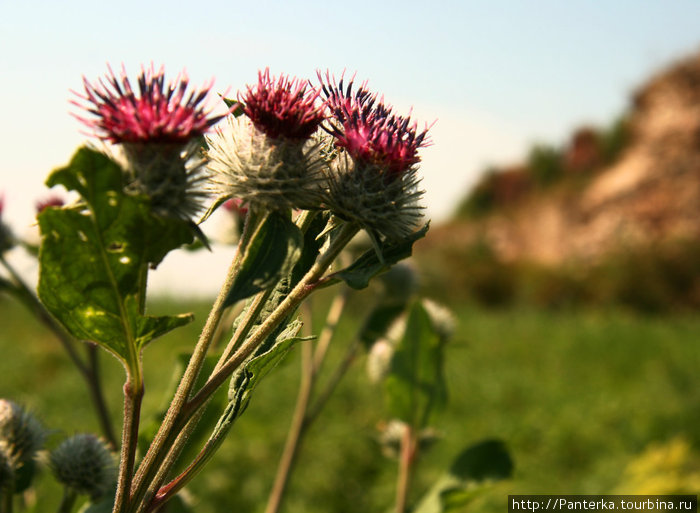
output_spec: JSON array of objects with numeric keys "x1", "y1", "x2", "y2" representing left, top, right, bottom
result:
[{"x1": 1, "y1": 292, "x2": 699, "y2": 512}]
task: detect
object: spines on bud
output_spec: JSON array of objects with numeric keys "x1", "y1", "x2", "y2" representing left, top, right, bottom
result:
[
  {"x1": 206, "y1": 70, "x2": 328, "y2": 212},
  {"x1": 206, "y1": 116, "x2": 325, "y2": 211},
  {"x1": 318, "y1": 73, "x2": 430, "y2": 241},
  {"x1": 49, "y1": 434, "x2": 115, "y2": 500},
  {"x1": 0, "y1": 400, "x2": 45, "y2": 490}
]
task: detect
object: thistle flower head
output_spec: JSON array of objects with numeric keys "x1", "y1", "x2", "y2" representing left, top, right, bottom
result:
[
  {"x1": 49, "y1": 434, "x2": 115, "y2": 500},
  {"x1": 0, "y1": 400, "x2": 45, "y2": 477},
  {"x1": 73, "y1": 64, "x2": 223, "y2": 145},
  {"x1": 317, "y1": 73, "x2": 430, "y2": 240},
  {"x1": 206, "y1": 116, "x2": 325, "y2": 211},
  {"x1": 241, "y1": 69, "x2": 325, "y2": 141},
  {"x1": 319, "y1": 72, "x2": 430, "y2": 178},
  {"x1": 73, "y1": 65, "x2": 226, "y2": 221}
]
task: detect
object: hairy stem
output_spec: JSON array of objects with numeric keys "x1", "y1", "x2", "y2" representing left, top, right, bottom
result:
[
  {"x1": 395, "y1": 426, "x2": 418, "y2": 513},
  {"x1": 114, "y1": 369, "x2": 144, "y2": 513},
  {"x1": 264, "y1": 290, "x2": 350, "y2": 513},
  {"x1": 264, "y1": 337, "x2": 314, "y2": 513},
  {"x1": 185, "y1": 222, "x2": 359, "y2": 417},
  {"x1": 128, "y1": 210, "x2": 261, "y2": 511},
  {"x1": 57, "y1": 488, "x2": 77, "y2": 513}
]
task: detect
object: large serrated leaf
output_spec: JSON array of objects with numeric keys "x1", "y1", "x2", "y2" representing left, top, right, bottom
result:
[
  {"x1": 384, "y1": 300, "x2": 447, "y2": 429},
  {"x1": 413, "y1": 439, "x2": 514, "y2": 513},
  {"x1": 332, "y1": 223, "x2": 429, "y2": 290},
  {"x1": 223, "y1": 211, "x2": 303, "y2": 306},
  {"x1": 37, "y1": 147, "x2": 194, "y2": 365}
]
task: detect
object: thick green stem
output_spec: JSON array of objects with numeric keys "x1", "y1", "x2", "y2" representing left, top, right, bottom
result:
[
  {"x1": 264, "y1": 289, "x2": 349, "y2": 513},
  {"x1": 113, "y1": 368, "x2": 144, "y2": 513},
  {"x1": 185, "y1": 222, "x2": 359, "y2": 417},
  {"x1": 57, "y1": 488, "x2": 77, "y2": 513},
  {"x1": 128, "y1": 210, "x2": 262, "y2": 511},
  {"x1": 142, "y1": 221, "x2": 358, "y2": 513}
]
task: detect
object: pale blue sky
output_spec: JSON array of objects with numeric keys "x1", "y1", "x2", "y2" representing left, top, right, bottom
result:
[{"x1": 2, "y1": 1, "x2": 700, "y2": 293}]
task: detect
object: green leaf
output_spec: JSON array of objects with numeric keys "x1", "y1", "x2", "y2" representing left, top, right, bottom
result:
[
  {"x1": 221, "y1": 96, "x2": 244, "y2": 116},
  {"x1": 224, "y1": 211, "x2": 303, "y2": 306},
  {"x1": 332, "y1": 223, "x2": 429, "y2": 290},
  {"x1": 207, "y1": 320, "x2": 308, "y2": 442},
  {"x1": 226, "y1": 320, "x2": 306, "y2": 412},
  {"x1": 413, "y1": 439, "x2": 514, "y2": 513},
  {"x1": 38, "y1": 147, "x2": 193, "y2": 366},
  {"x1": 384, "y1": 300, "x2": 447, "y2": 429}
]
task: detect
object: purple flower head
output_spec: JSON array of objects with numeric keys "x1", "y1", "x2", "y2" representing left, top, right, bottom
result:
[
  {"x1": 36, "y1": 195, "x2": 65, "y2": 214},
  {"x1": 319, "y1": 72, "x2": 431, "y2": 179},
  {"x1": 241, "y1": 69, "x2": 325, "y2": 141},
  {"x1": 73, "y1": 64, "x2": 224, "y2": 144}
]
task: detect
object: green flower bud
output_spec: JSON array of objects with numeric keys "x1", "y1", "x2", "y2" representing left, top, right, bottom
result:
[
  {"x1": 49, "y1": 434, "x2": 115, "y2": 500},
  {"x1": 0, "y1": 448, "x2": 14, "y2": 492},
  {"x1": 122, "y1": 141, "x2": 210, "y2": 221},
  {"x1": 324, "y1": 153, "x2": 424, "y2": 241},
  {"x1": 0, "y1": 400, "x2": 45, "y2": 481}
]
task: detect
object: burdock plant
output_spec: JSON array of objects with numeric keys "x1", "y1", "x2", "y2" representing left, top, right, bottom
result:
[{"x1": 0, "y1": 62, "x2": 510, "y2": 513}]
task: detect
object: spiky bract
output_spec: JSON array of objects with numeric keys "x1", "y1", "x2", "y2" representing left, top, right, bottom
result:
[
  {"x1": 49, "y1": 434, "x2": 115, "y2": 500},
  {"x1": 206, "y1": 117, "x2": 325, "y2": 211}
]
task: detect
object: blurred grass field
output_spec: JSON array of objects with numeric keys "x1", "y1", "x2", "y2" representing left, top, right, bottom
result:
[{"x1": 1, "y1": 289, "x2": 699, "y2": 512}]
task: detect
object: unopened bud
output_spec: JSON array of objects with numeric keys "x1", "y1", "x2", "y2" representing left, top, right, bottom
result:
[
  {"x1": 0, "y1": 400, "x2": 45, "y2": 489},
  {"x1": 49, "y1": 434, "x2": 115, "y2": 500}
]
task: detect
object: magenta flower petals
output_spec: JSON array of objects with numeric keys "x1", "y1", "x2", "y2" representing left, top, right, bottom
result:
[
  {"x1": 317, "y1": 73, "x2": 429, "y2": 240},
  {"x1": 242, "y1": 69, "x2": 325, "y2": 141},
  {"x1": 73, "y1": 65, "x2": 223, "y2": 144},
  {"x1": 319, "y1": 72, "x2": 431, "y2": 178}
]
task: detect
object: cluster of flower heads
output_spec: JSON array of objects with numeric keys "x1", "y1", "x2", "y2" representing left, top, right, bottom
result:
[
  {"x1": 73, "y1": 65, "x2": 431, "y2": 240},
  {"x1": 0, "y1": 400, "x2": 114, "y2": 500}
]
